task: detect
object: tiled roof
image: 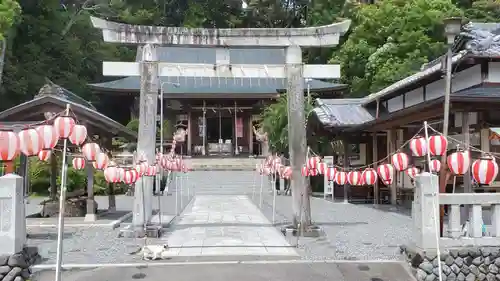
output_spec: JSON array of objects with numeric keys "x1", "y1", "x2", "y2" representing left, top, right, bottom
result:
[
  {"x1": 90, "y1": 76, "x2": 344, "y2": 95},
  {"x1": 453, "y1": 84, "x2": 500, "y2": 98},
  {"x1": 313, "y1": 98, "x2": 375, "y2": 128}
]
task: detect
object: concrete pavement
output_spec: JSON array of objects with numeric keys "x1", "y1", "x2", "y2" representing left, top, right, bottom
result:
[
  {"x1": 32, "y1": 261, "x2": 415, "y2": 281},
  {"x1": 158, "y1": 195, "x2": 297, "y2": 257}
]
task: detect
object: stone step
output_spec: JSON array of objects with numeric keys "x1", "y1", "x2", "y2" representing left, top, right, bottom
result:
[{"x1": 187, "y1": 157, "x2": 263, "y2": 171}]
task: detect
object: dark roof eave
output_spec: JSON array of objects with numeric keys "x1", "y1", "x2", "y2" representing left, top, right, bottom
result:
[
  {"x1": 0, "y1": 96, "x2": 137, "y2": 141},
  {"x1": 88, "y1": 81, "x2": 347, "y2": 94}
]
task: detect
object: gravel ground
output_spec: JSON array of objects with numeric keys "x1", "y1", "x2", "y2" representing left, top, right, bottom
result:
[
  {"x1": 27, "y1": 192, "x2": 193, "y2": 265},
  {"x1": 250, "y1": 191, "x2": 412, "y2": 261},
  {"x1": 26, "y1": 170, "x2": 412, "y2": 264}
]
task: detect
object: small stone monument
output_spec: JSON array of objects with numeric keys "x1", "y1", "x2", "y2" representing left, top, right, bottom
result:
[
  {"x1": 412, "y1": 172, "x2": 440, "y2": 251},
  {"x1": 0, "y1": 174, "x2": 26, "y2": 255}
]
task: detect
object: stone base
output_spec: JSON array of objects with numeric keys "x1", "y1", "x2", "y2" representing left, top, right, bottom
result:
[
  {"x1": 0, "y1": 247, "x2": 40, "y2": 281},
  {"x1": 118, "y1": 225, "x2": 162, "y2": 238},
  {"x1": 281, "y1": 224, "x2": 323, "y2": 238},
  {"x1": 40, "y1": 198, "x2": 98, "y2": 217},
  {"x1": 84, "y1": 213, "x2": 97, "y2": 222},
  {"x1": 401, "y1": 244, "x2": 500, "y2": 281}
]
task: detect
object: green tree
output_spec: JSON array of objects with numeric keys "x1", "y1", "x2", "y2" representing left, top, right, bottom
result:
[
  {"x1": 333, "y1": 0, "x2": 462, "y2": 97},
  {"x1": 0, "y1": 0, "x2": 20, "y2": 39},
  {"x1": 463, "y1": 0, "x2": 500, "y2": 22},
  {"x1": 0, "y1": 0, "x2": 134, "y2": 110}
]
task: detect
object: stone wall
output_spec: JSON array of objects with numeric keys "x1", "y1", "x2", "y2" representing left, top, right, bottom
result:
[
  {"x1": 401, "y1": 245, "x2": 500, "y2": 281},
  {"x1": 0, "y1": 247, "x2": 40, "y2": 281}
]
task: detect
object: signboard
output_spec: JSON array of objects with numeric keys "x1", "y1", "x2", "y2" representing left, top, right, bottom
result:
[{"x1": 323, "y1": 156, "x2": 334, "y2": 200}]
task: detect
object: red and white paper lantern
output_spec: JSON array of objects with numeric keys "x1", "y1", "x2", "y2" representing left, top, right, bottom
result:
[
  {"x1": 116, "y1": 167, "x2": 125, "y2": 182},
  {"x1": 447, "y1": 150, "x2": 470, "y2": 175},
  {"x1": 82, "y1": 142, "x2": 100, "y2": 162},
  {"x1": 18, "y1": 128, "x2": 42, "y2": 156},
  {"x1": 409, "y1": 136, "x2": 427, "y2": 157},
  {"x1": 169, "y1": 162, "x2": 180, "y2": 172},
  {"x1": 406, "y1": 167, "x2": 420, "y2": 179},
  {"x1": 309, "y1": 167, "x2": 318, "y2": 176},
  {"x1": 347, "y1": 171, "x2": 362, "y2": 186},
  {"x1": 69, "y1": 124, "x2": 87, "y2": 146},
  {"x1": 282, "y1": 166, "x2": 292, "y2": 179},
  {"x1": 325, "y1": 167, "x2": 336, "y2": 181},
  {"x1": 307, "y1": 156, "x2": 321, "y2": 171},
  {"x1": 391, "y1": 152, "x2": 409, "y2": 171},
  {"x1": 272, "y1": 157, "x2": 282, "y2": 170},
  {"x1": 0, "y1": 131, "x2": 19, "y2": 161},
  {"x1": 124, "y1": 170, "x2": 139, "y2": 184},
  {"x1": 429, "y1": 135, "x2": 448, "y2": 156},
  {"x1": 93, "y1": 153, "x2": 109, "y2": 170},
  {"x1": 429, "y1": 159, "x2": 441, "y2": 173},
  {"x1": 362, "y1": 168, "x2": 378, "y2": 186},
  {"x1": 145, "y1": 165, "x2": 157, "y2": 177},
  {"x1": 135, "y1": 162, "x2": 149, "y2": 176},
  {"x1": 317, "y1": 162, "x2": 327, "y2": 175},
  {"x1": 104, "y1": 166, "x2": 119, "y2": 183},
  {"x1": 160, "y1": 157, "x2": 170, "y2": 170},
  {"x1": 335, "y1": 171, "x2": 347, "y2": 185},
  {"x1": 37, "y1": 150, "x2": 51, "y2": 162},
  {"x1": 53, "y1": 115, "x2": 75, "y2": 139},
  {"x1": 472, "y1": 157, "x2": 498, "y2": 185},
  {"x1": 72, "y1": 157, "x2": 86, "y2": 170},
  {"x1": 377, "y1": 164, "x2": 394, "y2": 185},
  {"x1": 301, "y1": 166, "x2": 309, "y2": 177},
  {"x1": 36, "y1": 125, "x2": 58, "y2": 150}
]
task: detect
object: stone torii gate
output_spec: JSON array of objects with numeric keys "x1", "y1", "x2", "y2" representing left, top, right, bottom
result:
[{"x1": 90, "y1": 17, "x2": 350, "y2": 235}]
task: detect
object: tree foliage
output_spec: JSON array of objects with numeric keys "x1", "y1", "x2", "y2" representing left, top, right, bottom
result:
[
  {"x1": 259, "y1": 95, "x2": 313, "y2": 156},
  {"x1": 463, "y1": 0, "x2": 500, "y2": 22},
  {"x1": 334, "y1": 0, "x2": 463, "y2": 97},
  {"x1": 0, "y1": 0, "x2": 20, "y2": 39}
]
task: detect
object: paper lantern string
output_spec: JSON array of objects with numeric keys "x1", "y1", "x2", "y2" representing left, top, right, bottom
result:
[{"x1": 307, "y1": 125, "x2": 425, "y2": 172}]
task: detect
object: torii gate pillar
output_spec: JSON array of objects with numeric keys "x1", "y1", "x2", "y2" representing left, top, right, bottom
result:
[
  {"x1": 132, "y1": 44, "x2": 158, "y2": 232},
  {"x1": 285, "y1": 46, "x2": 311, "y2": 224}
]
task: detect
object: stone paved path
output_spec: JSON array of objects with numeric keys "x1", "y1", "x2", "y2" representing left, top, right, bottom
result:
[{"x1": 160, "y1": 195, "x2": 297, "y2": 257}]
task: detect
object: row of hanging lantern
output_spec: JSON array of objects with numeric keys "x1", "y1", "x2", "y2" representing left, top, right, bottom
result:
[
  {"x1": 297, "y1": 133, "x2": 499, "y2": 187},
  {"x1": 0, "y1": 113, "x2": 169, "y2": 186},
  {"x1": 256, "y1": 155, "x2": 293, "y2": 180},
  {"x1": 0, "y1": 115, "x2": 89, "y2": 162}
]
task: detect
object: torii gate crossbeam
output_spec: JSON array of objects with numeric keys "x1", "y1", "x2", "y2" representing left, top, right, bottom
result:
[{"x1": 90, "y1": 17, "x2": 351, "y2": 237}]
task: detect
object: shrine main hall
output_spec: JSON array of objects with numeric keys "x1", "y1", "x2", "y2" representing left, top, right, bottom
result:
[{"x1": 90, "y1": 47, "x2": 344, "y2": 157}]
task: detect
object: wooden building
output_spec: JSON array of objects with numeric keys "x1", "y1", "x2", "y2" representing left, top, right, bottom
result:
[
  {"x1": 311, "y1": 22, "x2": 500, "y2": 205},
  {"x1": 90, "y1": 47, "x2": 345, "y2": 157}
]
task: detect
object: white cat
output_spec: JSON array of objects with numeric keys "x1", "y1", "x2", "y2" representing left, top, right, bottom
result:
[{"x1": 132, "y1": 244, "x2": 169, "y2": 260}]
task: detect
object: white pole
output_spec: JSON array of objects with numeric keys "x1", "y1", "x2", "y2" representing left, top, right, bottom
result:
[
  {"x1": 157, "y1": 173, "x2": 162, "y2": 227},
  {"x1": 157, "y1": 82, "x2": 164, "y2": 195},
  {"x1": 165, "y1": 170, "x2": 170, "y2": 195},
  {"x1": 202, "y1": 100, "x2": 206, "y2": 156},
  {"x1": 180, "y1": 171, "x2": 183, "y2": 209},
  {"x1": 234, "y1": 101, "x2": 239, "y2": 155},
  {"x1": 175, "y1": 173, "x2": 179, "y2": 215},
  {"x1": 259, "y1": 171, "x2": 264, "y2": 208},
  {"x1": 187, "y1": 172, "x2": 190, "y2": 198},
  {"x1": 55, "y1": 104, "x2": 71, "y2": 281},
  {"x1": 424, "y1": 121, "x2": 443, "y2": 281},
  {"x1": 252, "y1": 169, "x2": 256, "y2": 200},
  {"x1": 424, "y1": 122, "x2": 432, "y2": 171},
  {"x1": 272, "y1": 172, "x2": 277, "y2": 225}
]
